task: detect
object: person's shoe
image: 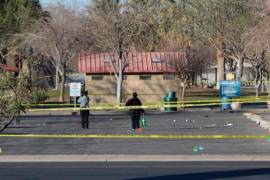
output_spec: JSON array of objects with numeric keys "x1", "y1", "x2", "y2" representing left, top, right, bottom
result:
[{"x1": 136, "y1": 128, "x2": 142, "y2": 133}]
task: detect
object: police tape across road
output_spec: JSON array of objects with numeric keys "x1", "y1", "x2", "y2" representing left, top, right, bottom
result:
[
  {"x1": 30, "y1": 96, "x2": 270, "y2": 107},
  {"x1": 27, "y1": 102, "x2": 219, "y2": 111},
  {"x1": 0, "y1": 134, "x2": 270, "y2": 140},
  {"x1": 27, "y1": 98, "x2": 270, "y2": 112}
]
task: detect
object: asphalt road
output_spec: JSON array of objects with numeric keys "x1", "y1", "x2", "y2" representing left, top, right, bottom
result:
[
  {"x1": 0, "y1": 162, "x2": 270, "y2": 180},
  {"x1": 0, "y1": 110, "x2": 269, "y2": 155}
]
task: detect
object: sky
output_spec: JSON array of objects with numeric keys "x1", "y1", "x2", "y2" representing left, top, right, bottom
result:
[{"x1": 40, "y1": 0, "x2": 90, "y2": 8}]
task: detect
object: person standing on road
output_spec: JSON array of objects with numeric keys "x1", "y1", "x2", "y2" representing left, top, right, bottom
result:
[
  {"x1": 78, "y1": 91, "x2": 90, "y2": 129},
  {"x1": 125, "y1": 92, "x2": 144, "y2": 133}
]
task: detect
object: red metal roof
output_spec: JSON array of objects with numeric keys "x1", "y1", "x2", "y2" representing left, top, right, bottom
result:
[
  {"x1": 78, "y1": 52, "x2": 186, "y2": 74},
  {"x1": 0, "y1": 63, "x2": 18, "y2": 72}
]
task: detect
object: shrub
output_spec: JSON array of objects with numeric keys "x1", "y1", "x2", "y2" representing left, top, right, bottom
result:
[
  {"x1": 30, "y1": 90, "x2": 48, "y2": 104},
  {"x1": 0, "y1": 73, "x2": 31, "y2": 132}
]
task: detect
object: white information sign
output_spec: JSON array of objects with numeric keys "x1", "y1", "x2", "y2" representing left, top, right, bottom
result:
[{"x1": 69, "y1": 83, "x2": 81, "y2": 97}]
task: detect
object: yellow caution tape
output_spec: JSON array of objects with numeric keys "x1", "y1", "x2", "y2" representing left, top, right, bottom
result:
[
  {"x1": 27, "y1": 99, "x2": 270, "y2": 112},
  {"x1": 30, "y1": 96, "x2": 270, "y2": 107},
  {"x1": 242, "y1": 80, "x2": 270, "y2": 83},
  {"x1": 0, "y1": 134, "x2": 269, "y2": 139}
]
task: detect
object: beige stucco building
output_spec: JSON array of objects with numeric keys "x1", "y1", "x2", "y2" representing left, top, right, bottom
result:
[
  {"x1": 78, "y1": 52, "x2": 185, "y2": 103},
  {"x1": 85, "y1": 74, "x2": 182, "y2": 103}
]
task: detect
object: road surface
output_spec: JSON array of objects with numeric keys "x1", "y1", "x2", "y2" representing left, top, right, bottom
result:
[{"x1": 0, "y1": 162, "x2": 270, "y2": 180}]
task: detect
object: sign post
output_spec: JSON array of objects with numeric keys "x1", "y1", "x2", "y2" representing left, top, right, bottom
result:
[
  {"x1": 220, "y1": 80, "x2": 241, "y2": 110},
  {"x1": 69, "y1": 83, "x2": 81, "y2": 114}
]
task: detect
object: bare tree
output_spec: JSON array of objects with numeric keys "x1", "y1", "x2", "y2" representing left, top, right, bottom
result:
[
  {"x1": 244, "y1": 14, "x2": 270, "y2": 96},
  {"x1": 246, "y1": 50, "x2": 268, "y2": 97},
  {"x1": 185, "y1": 0, "x2": 263, "y2": 89},
  {"x1": 165, "y1": 46, "x2": 214, "y2": 105},
  {"x1": 86, "y1": 0, "x2": 150, "y2": 103},
  {"x1": 168, "y1": 52, "x2": 189, "y2": 104},
  {"x1": 19, "y1": 3, "x2": 91, "y2": 102},
  {"x1": 188, "y1": 46, "x2": 216, "y2": 87}
]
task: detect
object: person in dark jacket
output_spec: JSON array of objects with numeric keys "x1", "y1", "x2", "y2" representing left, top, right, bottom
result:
[{"x1": 125, "y1": 92, "x2": 144, "y2": 132}]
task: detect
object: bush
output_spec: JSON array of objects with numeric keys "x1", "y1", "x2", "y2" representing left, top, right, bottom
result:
[
  {"x1": 0, "y1": 73, "x2": 31, "y2": 132},
  {"x1": 30, "y1": 90, "x2": 48, "y2": 104}
]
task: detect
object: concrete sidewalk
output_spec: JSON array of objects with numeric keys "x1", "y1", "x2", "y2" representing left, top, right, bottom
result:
[{"x1": 1, "y1": 154, "x2": 270, "y2": 162}]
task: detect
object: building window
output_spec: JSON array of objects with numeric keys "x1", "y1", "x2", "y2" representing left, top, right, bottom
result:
[
  {"x1": 139, "y1": 75, "x2": 151, "y2": 80},
  {"x1": 92, "y1": 75, "x2": 103, "y2": 80},
  {"x1": 163, "y1": 74, "x2": 175, "y2": 80}
]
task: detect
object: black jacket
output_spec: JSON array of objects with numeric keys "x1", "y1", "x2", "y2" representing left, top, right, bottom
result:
[{"x1": 125, "y1": 97, "x2": 144, "y2": 115}]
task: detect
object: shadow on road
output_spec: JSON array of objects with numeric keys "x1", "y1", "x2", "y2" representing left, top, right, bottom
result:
[{"x1": 129, "y1": 168, "x2": 270, "y2": 180}]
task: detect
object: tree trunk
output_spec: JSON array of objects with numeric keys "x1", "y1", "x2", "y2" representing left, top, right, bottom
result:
[
  {"x1": 36, "y1": 67, "x2": 40, "y2": 90},
  {"x1": 55, "y1": 59, "x2": 61, "y2": 90},
  {"x1": 116, "y1": 52, "x2": 124, "y2": 103},
  {"x1": 254, "y1": 69, "x2": 262, "y2": 97},
  {"x1": 191, "y1": 73, "x2": 195, "y2": 86},
  {"x1": 59, "y1": 64, "x2": 66, "y2": 102},
  {"x1": 181, "y1": 79, "x2": 187, "y2": 109},
  {"x1": 116, "y1": 69, "x2": 123, "y2": 104},
  {"x1": 236, "y1": 56, "x2": 244, "y2": 81},
  {"x1": 27, "y1": 60, "x2": 33, "y2": 89},
  {"x1": 216, "y1": 49, "x2": 224, "y2": 89},
  {"x1": 199, "y1": 74, "x2": 203, "y2": 88},
  {"x1": 261, "y1": 73, "x2": 265, "y2": 93},
  {"x1": 255, "y1": 80, "x2": 260, "y2": 97},
  {"x1": 181, "y1": 85, "x2": 186, "y2": 103},
  {"x1": 55, "y1": 69, "x2": 60, "y2": 90},
  {"x1": 255, "y1": 84, "x2": 260, "y2": 97},
  {"x1": 260, "y1": 70, "x2": 263, "y2": 93},
  {"x1": 267, "y1": 75, "x2": 270, "y2": 97},
  {"x1": 194, "y1": 73, "x2": 197, "y2": 86}
]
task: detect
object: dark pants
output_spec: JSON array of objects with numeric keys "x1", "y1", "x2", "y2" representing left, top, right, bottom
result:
[
  {"x1": 130, "y1": 111, "x2": 140, "y2": 129},
  {"x1": 80, "y1": 110, "x2": 89, "y2": 129}
]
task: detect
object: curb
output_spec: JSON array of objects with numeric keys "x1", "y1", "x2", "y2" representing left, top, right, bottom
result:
[
  {"x1": 243, "y1": 113, "x2": 270, "y2": 132},
  {"x1": 1, "y1": 155, "x2": 270, "y2": 162}
]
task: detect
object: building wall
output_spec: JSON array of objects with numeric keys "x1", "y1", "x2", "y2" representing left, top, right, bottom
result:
[
  {"x1": 85, "y1": 74, "x2": 181, "y2": 103},
  {"x1": 197, "y1": 67, "x2": 253, "y2": 87}
]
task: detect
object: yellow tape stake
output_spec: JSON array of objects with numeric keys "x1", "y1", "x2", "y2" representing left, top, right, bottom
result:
[{"x1": 0, "y1": 134, "x2": 269, "y2": 139}]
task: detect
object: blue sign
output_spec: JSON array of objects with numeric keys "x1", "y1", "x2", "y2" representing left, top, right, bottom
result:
[
  {"x1": 220, "y1": 80, "x2": 241, "y2": 97},
  {"x1": 220, "y1": 80, "x2": 241, "y2": 110}
]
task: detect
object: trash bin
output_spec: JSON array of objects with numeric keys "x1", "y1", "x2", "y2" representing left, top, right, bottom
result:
[
  {"x1": 164, "y1": 91, "x2": 177, "y2": 112},
  {"x1": 167, "y1": 91, "x2": 176, "y2": 99},
  {"x1": 221, "y1": 96, "x2": 231, "y2": 110}
]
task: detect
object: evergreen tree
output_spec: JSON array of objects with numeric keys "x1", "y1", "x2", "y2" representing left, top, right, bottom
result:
[
  {"x1": 0, "y1": 0, "x2": 42, "y2": 63},
  {"x1": 0, "y1": 0, "x2": 42, "y2": 41}
]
